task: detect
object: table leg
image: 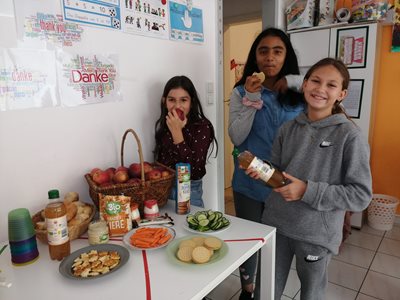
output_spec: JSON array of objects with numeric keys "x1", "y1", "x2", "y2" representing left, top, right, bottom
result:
[{"x1": 260, "y1": 230, "x2": 276, "y2": 300}]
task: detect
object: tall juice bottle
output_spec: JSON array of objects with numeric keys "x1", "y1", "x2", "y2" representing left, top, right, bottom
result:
[
  {"x1": 176, "y1": 163, "x2": 190, "y2": 214},
  {"x1": 45, "y1": 189, "x2": 70, "y2": 260},
  {"x1": 237, "y1": 150, "x2": 288, "y2": 188}
]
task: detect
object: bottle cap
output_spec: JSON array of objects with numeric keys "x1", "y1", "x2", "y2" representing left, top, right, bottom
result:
[
  {"x1": 48, "y1": 189, "x2": 60, "y2": 199},
  {"x1": 232, "y1": 147, "x2": 239, "y2": 158}
]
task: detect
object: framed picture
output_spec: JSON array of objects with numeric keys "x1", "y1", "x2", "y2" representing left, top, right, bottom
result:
[
  {"x1": 343, "y1": 79, "x2": 364, "y2": 118},
  {"x1": 335, "y1": 26, "x2": 369, "y2": 68}
]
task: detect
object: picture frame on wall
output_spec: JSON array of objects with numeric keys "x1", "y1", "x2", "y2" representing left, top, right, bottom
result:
[
  {"x1": 343, "y1": 79, "x2": 364, "y2": 119},
  {"x1": 335, "y1": 26, "x2": 369, "y2": 68}
]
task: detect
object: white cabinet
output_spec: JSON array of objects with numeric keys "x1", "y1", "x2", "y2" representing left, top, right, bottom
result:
[
  {"x1": 290, "y1": 23, "x2": 381, "y2": 144},
  {"x1": 290, "y1": 28, "x2": 330, "y2": 67}
]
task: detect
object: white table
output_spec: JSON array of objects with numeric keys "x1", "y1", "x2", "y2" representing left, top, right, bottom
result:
[{"x1": 0, "y1": 201, "x2": 275, "y2": 300}]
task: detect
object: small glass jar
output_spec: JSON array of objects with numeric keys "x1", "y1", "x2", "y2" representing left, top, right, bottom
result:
[
  {"x1": 88, "y1": 220, "x2": 109, "y2": 245},
  {"x1": 143, "y1": 199, "x2": 159, "y2": 220}
]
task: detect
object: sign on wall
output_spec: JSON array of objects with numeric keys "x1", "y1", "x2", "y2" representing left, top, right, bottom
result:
[
  {"x1": 57, "y1": 52, "x2": 121, "y2": 106},
  {"x1": 0, "y1": 48, "x2": 58, "y2": 111},
  {"x1": 62, "y1": 0, "x2": 122, "y2": 30},
  {"x1": 169, "y1": 0, "x2": 204, "y2": 43}
]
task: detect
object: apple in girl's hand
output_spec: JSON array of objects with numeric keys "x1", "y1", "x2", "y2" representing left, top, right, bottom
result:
[{"x1": 175, "y1": 108, "x2": 185, "y2": 121}]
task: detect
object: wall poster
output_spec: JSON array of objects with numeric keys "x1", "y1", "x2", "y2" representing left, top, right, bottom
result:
[
  {"x1": 57, "y1": 52, "x2": 121, "y2": 107},
  {"x1": 62, "y1": 0, "x2": 122, "y2": 30},
  {"x1": 343, "y1": 79, "x2": 364, "y2": 119},
  {"x1": 335, "y1": 26, "x2": 369, "y2": 69},
  {"x1": 14, "y1": 0, "x2": 84, "y2": 47},
  {"x1": 169, "y1": 0, "x2": 204, "y2": 43},
  {"x1": 122, "y1": 0, "x2": 170, "y2": 39},
  {"x1": 0, "y1": 48, "x2": 58, "y2": 111}
]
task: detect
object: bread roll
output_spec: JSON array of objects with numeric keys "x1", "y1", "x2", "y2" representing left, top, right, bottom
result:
[
  {"x1": 252, "y1": 71, "x2": 265, "y2": 82},
  {"x1": 66, "y1": 202, "x2": 78, "y2": 221},
  {"x1": 64, "y1": 192, "x2": 79, "y2": 204}
]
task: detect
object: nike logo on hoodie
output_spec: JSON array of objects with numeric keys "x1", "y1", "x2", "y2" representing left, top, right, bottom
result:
[{"x1": 319, "y1": 141, "x2": 332, "y2": 148}]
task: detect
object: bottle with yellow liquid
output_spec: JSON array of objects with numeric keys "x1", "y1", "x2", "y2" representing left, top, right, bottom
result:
[
  {"x1": 45, "y1": 189, "x2": 70, "y2": 261},
  {"x1": 237, "y1": 150, "x2": 288, "y2": 188}
]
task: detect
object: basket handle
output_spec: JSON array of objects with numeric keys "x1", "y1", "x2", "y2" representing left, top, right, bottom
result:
[{"x1": 120, "y1": 129, "x2": 145, "y2": 183}]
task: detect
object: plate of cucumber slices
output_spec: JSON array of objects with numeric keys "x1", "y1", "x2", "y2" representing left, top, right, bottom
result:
[{"x1": 183, "y1": 210, "x2": 231, "y2": 234}]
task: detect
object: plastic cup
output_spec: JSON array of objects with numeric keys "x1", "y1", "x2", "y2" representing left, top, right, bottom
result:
[{"x1": 8, "y1": 208, "x2": 36, "y2": 242}]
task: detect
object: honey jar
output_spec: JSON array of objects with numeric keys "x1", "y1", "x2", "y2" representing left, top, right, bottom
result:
[{"x1": 88, "y1": 220, "x2": 109, "y2": 245}]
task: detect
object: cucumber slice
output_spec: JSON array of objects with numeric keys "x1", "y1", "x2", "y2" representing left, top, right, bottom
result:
[
  {"x1": 198, "y1": 219, "x2": 209, "y2": 227},
  {"x1": 197, "y1": 214, "x2": 208, "y2": 221}
]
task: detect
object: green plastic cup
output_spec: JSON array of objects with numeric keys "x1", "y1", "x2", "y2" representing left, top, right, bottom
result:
[{"x1": 8, "y1": 208, "x2": 36, "y2": 242}]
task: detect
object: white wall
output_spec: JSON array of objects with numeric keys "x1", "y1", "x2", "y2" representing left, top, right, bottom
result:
[{"x1": 0, "y1": 0, "x2": 222, "y2": 242}]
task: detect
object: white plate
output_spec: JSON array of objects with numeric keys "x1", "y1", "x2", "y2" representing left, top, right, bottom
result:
[
  {"x1": 183, "y1": 216, "x2": 231, "y2": 234},
  {"x1": 59, "y1": 244, "x2": 129, "y2": 280},
  {"x1": 123, "y1": 225, "x2": 176, "y2": 250}
]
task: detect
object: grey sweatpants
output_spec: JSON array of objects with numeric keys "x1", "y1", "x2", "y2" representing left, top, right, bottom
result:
[{"x1": 275, "y1": 233, "x2": 332, "y2": 300}]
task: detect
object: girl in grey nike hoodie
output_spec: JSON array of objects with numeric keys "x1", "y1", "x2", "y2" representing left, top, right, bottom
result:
[{"x1": 248, "y1": 58, "x2": 372, "y2": 300}]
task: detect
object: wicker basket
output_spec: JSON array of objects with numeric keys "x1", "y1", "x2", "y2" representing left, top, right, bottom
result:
[
  {"x1": 32, "y1": 203, "x2": 96, "y2": 244},
  {"x1": 85, "y1": 128, "x2": 175, "y2": 212}
]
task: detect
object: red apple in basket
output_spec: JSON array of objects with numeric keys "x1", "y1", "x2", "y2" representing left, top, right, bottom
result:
[
  {"x1": 129, "y1": 163, "x2": 141, "y2": 178},
  {"x1": 146, "y1": 169, "x2": 162, "y2": 181},
  {"x1": 93, "y1": 170, "x2": 111, "y2": 185},
  {"x1": 105, "y1": 167, "x2": 116, "y2": 178},
  {"x1": 143, "y1": 162, "x2": 153, "y2": 173},
  {"x1": 116, "y1": 166, "x2": 129, "y2": 173},
  {"x1": 161, "y1": 170, "x2": 171, "y2": 178},
  {"x1": 90, "y1": 168, "x2": 101, "y2": 177},
  {"x1": 113, "y1": 170, "x2": 129, "y2": 184},
  {"x1": 175, "y1": 108, "x2": 185, "y2": 121}
]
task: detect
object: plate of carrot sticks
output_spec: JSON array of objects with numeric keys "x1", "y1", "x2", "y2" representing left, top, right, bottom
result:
[{"x1": 123, "y1": 225, "x2": 176, "y2": 250}]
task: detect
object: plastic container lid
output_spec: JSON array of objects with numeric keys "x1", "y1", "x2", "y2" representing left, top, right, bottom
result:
[{"x1": 48, "y1": 189, "x2": 60, "y2": 199}]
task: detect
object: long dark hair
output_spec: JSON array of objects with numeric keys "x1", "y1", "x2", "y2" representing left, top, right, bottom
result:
[
  {"x1": 235, "y1": 27, "x2": 302, "y2": 106},
  {"x1": 304, "y1": 57, "x2": 351, "y2": 117},
  {"x1": 154, "y1": 75, "x2": 218, "y2": 160}
]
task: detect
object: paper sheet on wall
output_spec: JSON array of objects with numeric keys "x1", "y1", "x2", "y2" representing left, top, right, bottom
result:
[
  {"x1": 343, "y1": 79, "x2": 364, "y2": 119},
  {"x1": 0, "y1": 48, "x2": 59, "y2": 111},
  {"x1": 122, "y1": 0, "x2": 169, "y2": 39},
  {"x1": 169, "y1": 0, "x2": 204, "y2": 43},
  {"x1": 14, "y1": 0, "x2": 84, "y2": 48},
  {"x1": 57, "y1": 51, "x2": 121, "y2": 107},
  {"x1": 61, "y1": 0, "x2": 122, "y2": 31}
]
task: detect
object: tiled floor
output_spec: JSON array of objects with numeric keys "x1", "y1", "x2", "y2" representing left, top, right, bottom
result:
[{"x1": 205, "y1": 187, "x2": 400, "y2": 300}]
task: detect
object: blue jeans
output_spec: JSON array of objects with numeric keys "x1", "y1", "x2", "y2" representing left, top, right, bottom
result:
[{"x1": 169, "y1": 179, "x2": 204, "y2": 208}]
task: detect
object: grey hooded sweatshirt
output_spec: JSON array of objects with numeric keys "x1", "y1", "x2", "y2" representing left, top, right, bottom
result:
[{"x1": 261, "y1": 112, "x2": 372, "y2": 255}]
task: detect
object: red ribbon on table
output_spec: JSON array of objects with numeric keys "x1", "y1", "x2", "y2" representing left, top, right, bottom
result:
[
  {"x1": 142, "y1": 250, "x2": 152, "y2": 300},
  {"x1": 224, "y1": 238, "x2": 265, "y2": 243}
]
